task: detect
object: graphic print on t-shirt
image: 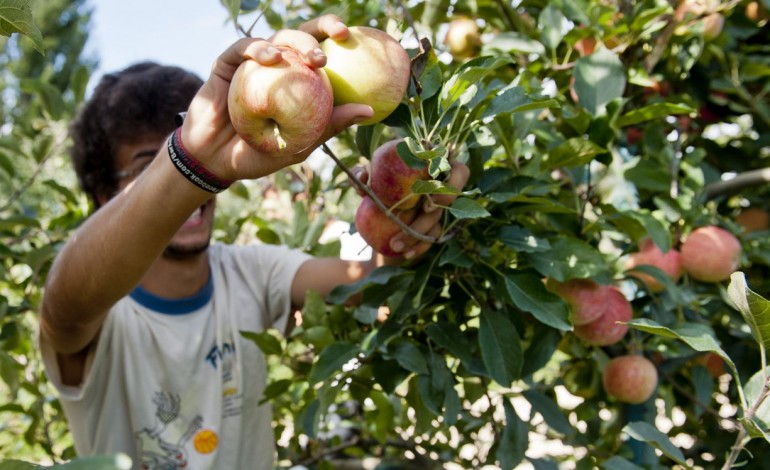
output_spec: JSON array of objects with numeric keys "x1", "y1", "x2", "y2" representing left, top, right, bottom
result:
[
  {"x1": 206, "y1": 340, "x2": 243, "y2": 418},
  {"x1": 135, "y1": 390, "x2": 210, "y2": 470}
]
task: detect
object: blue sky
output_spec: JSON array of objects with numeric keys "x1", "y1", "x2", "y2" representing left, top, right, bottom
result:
[{"x1": 88, "y1": 0, "x2": 271, "y2": 83}]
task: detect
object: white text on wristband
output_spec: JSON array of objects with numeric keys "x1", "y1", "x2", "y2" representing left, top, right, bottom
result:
[{"x1": 167, "y1": 128, "x2": 233, "y2": 193}]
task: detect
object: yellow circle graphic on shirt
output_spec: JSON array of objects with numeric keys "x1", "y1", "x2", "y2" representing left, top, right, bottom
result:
[{"x1": 194, "y1": 429, "x2": 219, "y2": 454}]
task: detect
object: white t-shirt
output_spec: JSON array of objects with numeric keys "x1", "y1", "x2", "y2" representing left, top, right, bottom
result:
[{"x1": 40, "y1": 243, "x2": 312, "y2": 470}]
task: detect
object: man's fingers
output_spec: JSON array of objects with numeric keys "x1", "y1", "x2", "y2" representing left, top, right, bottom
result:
[
  {"x1": 209, "y1": 38, "x2": 279, "y2": 82},
  {"x1": 299, "y1": 14, "x2": 349, "y2": 41},
  {"x1": 424, "y1": 161, "x2": 471, "y2": 211},
  {"x1": 320, "y1": 104, "x2": 374, "y2": 142},
  {"x1": 267, "y1": 29, "x2": 328, "y2": 67}
]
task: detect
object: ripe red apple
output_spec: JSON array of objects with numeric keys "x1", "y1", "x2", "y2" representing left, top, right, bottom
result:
[
  {"x1": 355, "y1": 195, "x2": 417, "y2": 257},
  {"x1": 320, "y1": 26, "x2": 411, "y2": 126},
  {"x1": 693, "y1": 352, "x2": 725, "y2": 378},
  {"x1": 228, "y1": 47, "x2": 333, "y2": 157},
  {"x1": 746, "y1": 1, "x2": 770, "y2": 23},
  {"x1": 573, "y1": 287, "x2": 632, "y2": 346},
  {"x1": 702, "y1": 13, "x2": 725, "y2": 41},
  {"x1": 735, "y1": 207, "x2": 770, "y2": 233},
  {"x1": 369, "y1": 139, "x2": 430, "y2": 210},
  {"x1": 602, "y1": 355, "x2": 658, "y2": 404},
  {"x1": 444, "y1": 17, "x2": 482, "y2": 61},
  {"x1": 625, "y1": 239, "x2": 683, "y2": 293},
  {"x1": 573, "y1": 36, "x2": 597, "y2": 57},
  {"x1": 625, "y1": 127, "x2": 644, "y2": 146},
  {"x1": 674, "y1": 0, "x2": 724, "y2": 41},
  {"x1": 681, "y1": 225, "x2": 742, "y2": 283},
  {"x1": 545, "y1": 278, "x2": 609, "y2": 326}
]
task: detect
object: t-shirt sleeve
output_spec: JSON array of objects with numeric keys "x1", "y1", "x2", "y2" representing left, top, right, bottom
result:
[
  {"x1": 38, "y1": 311, "x2": 114, "y2": 402},
  {"x1": 215, "y1": 244, "x2": 313, "y2": 333}
]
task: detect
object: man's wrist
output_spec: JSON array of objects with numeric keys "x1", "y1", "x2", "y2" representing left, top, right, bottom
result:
[{"x1": 166, "y1": 127, "x2": 233, "y2": 194}]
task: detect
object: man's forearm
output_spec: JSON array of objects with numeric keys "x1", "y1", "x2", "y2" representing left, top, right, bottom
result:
[{"x1": 41, "y1": 147, "x2": 213, "y2": 353}]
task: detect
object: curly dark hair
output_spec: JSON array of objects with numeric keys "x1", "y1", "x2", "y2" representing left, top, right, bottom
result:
[{"x1": 70, "y1": 62, "x2": 204, "y2": 208}]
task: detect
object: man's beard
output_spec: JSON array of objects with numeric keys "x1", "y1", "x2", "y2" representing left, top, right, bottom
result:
[{"x1": 162, "y1": 240, "x2": 210, "y2": 260}]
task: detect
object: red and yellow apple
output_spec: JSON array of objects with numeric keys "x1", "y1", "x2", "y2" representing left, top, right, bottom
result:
[
  {"x1": 746, "y1": 1, "x2": 770, "y2": 23},
  {"x1": 355, "y1": 196, "x2": 417, "y2": 257},
  {"x1": 545, "y1": 278, "x2": 609, "y2": 326},
  {"x1": 228, "y1": 47, "x2": 333, "y2": 157},
  {"x1": 573, "y1": 286, "x2": 632, "y2": 346},
  {"x1": 369, "y1": 139, "x2": 430, "y2": 210},
  {"x1": 602, "y1": 355, "x2": 658, "y2": 404},
  {"x1": 444, "y1": 17, "x2": 482, "y2": 61},
  {"x1": 320, "y1": 26, "x2": 411, "y2": 126},
  {"x1": 625, "y1": 239, "x2": 683, "y2": 293},
  {"x1": 681, "y1": 225, "x2": 742, "y2": 282}
]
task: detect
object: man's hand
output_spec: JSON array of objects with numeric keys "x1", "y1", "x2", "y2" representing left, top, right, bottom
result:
[
  {"x1": 180, "y1": 15, "x2": 373, "y2": 182},
  {"x1": 388, "y1": 161, "x2": 471, "y2": 260},
  {"x1": 352, "y1": 159, "x2": 472, "y2": 261}
]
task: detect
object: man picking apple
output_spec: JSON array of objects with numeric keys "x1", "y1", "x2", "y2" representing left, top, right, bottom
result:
[{"x1": 38, "y1": 15, "x2": 468, "y2": 470}]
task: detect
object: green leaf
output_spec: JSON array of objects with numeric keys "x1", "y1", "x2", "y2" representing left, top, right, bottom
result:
[
  {"x1": 448, "y1": 197, "x2": 490, "y2": 219},
  {"x1": 617, "y1": 102, "x2": 695, "y2": 127},
  {"x1": 522, "y1": 389, "x2": 572, "y2": 436},
  {"x1": 425, "y1": 322, "x2": 474, "y2": 365},
  {"x1": 525, "y1": 237, "x2": 608, "y2": 282},
  {"x1": 497, "y1": 399, "x2": 527, "y2": 469},
  {"x1": 545, "y1": 138, "x2": 607, "y2": 169},
  {"x1": 327, "y1": 266, "x2": 406, "y2": 304},
  {"x1": 240, "y1": 330, "x2": 282, "y2": 356},
  {"x1": 0, "y1": 454, "x2": 134, "y2": 469},
  {"x1": 479, "y1": 309, "x2": 522, "y2": 386},
  {"x1": 309, "y1": 342, "x2": 359, "y2": 385},
  {"x1": 573, "y1": 48, "x2": 626, "y2": 116},
  {"x1": 627, "y1": 318, "x2": 744, "y2": 405},
  {"x1": 20, "y1": 79, "x2": 65, "y2": 120},
  {"x1": 499, "y1": 225, "x2": 552, "y2": 253},
  {"x1": 413, "y1": 45, "x2": 443, "y2": 99},
  {"x1": 411, "y1": 179, "x2": 462, "y2": 196},
  {"x1": 389, "y1": 340, "x2": 429, "y2": 375},
  {"x1": 728, "y1": 272, "x2": 770, "y2": 355},
  {"x1": 260, "y1": 379, "x2": 292, "y2": 404},
  {"x1": 600, "y1": 456, "x2": 644, "y2": 470},
  {"x1": 440, "y1": 55, "x2": 513, "y2": 111},
  {"x1": 487, "y1": 31, "x2": 547, "y2": 56},
  {"x1": 743, "y1": 367, "x2": 770, "y2": 442},
  {"x1": 0, "y1": 0, "x2": 44, "y2": 54},
  {"x1": 503, "y1": 272, "x2": 571, "y2": 331},
  {"x1": 538, "y1": 4, "x2": 566, "y2": 50},
  {"x1": 623, "y1": 422, "x2": 687, "y2": 465}
]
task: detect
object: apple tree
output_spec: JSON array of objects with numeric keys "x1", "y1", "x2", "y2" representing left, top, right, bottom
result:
[
  {"x1": 0, "y1": 0, "x2": 94, "y2": 463},
  {"x1": 1, "y1": 0, "x2": 770, "y2": 469},
  {"x1": 219, "y1": 0, "x2": 770, "y2": 469}
]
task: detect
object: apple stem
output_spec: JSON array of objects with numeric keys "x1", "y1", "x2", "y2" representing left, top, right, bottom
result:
[{"x1": 321, "y1": 143, "x2": 447, "y2": 244}]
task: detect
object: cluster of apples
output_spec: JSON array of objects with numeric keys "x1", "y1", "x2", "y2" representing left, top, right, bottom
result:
[
  {"x1": 546, "y1": 278, "x2": 657, "y2": 403},
  {"x1": 227, "y1": 26, "x2": 412, "y2": 157},
  {"x1": 354, "y1": 139, "x2": 430, "y2": 257},
  {"x1": 546, "y1": 224, "x2": 742, "y2": 404},
  {"x1": 626, "y1": 225, "x2": 742, "y2": 289}
]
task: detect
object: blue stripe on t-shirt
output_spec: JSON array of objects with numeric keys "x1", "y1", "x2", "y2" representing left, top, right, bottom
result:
[{"x1": 129, "y1": 276, "x2": 213, "y2": 315}]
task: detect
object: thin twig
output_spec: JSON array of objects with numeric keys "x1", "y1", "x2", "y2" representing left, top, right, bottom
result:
[
  {"x1": 0, "y1": 130, "x2": 68, "y2": 212},
  {"x1": 321, "y1": 143, "x2": 440, "y2": 244},
  {"x1": 704, "y1": 167, "x2": 770, "y2": 199},
  {"x1": 722, "y1": 377, "x2": 770, "y2": 469}
]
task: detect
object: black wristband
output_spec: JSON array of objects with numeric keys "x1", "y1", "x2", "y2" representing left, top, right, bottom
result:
[{"x1": 167, "y1": 127, "x2": 233, "y2": 194}]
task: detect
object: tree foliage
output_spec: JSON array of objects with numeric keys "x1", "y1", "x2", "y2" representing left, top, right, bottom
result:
[{"x1": 3, "y1": 0, "x2": 770, "y2": 469}]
